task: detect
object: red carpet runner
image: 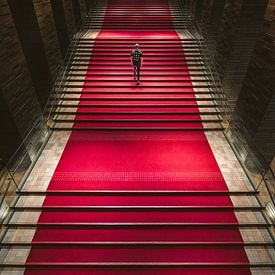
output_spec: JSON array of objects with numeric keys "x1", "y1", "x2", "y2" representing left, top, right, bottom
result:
[{"x1": 25, "y1": 0, "x2": 251, "y2": 273}]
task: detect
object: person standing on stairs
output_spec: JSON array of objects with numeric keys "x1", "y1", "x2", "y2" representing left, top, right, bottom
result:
[{"x1": 131, "y1": 43, "x2": 143, "y2": 85}]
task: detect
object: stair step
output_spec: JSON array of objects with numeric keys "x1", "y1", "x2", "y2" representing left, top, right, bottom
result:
[
  {"x1": 76, "y1": 48, "x2": 203, "y2": 53},
  {"x1": 17, "y1": 190, "x2": 258, "y2": 196},
  {"x1": 75, "y1": 55, "x2": 203, "y2": 59},
  {"x1": 68, "y1": 65, "x2": 207, "y2": 69},
  {"x1": 85, "y1": 26, "x2": 192, "y2": 29},
  {"x1": 65, "y1": 73, "x2": 210, "y2": 77},
  {"x1": 52, "y1": 127, "x2": 223, "y2": 132},
  {"x1": 53, "y1": 119, "x2": 220, "y2": 123},
  {"x1": 70, "y1": 69, "x2": 206, "y2": 73},
  {"x1": 70, "y1": 63, "x2": 205, "y2": 68},
  {"x1": 53, "y1": 104, "x2": 217, "y2": 108},
  {"x1": 73, "y1": 56, "x2": 204, "y2": 60},
  {"x1": 76, "y1": 45, "x2": 205, "y2": 49},
  {"x1": 4, "y1": 222, "x2": 271, "y2": 228},
  {"x1": 77, "y1": 42, "x2": 203, "y2": 46},
  {"x1": 2, "y1": 241, "x2": 273, "y2": 247},
  {"x1": 84, "y1": 24, "x2": 192, "y2": 26},
  {"x1": 54, "y1": 90, "x2": 213, "y2": 95},
  {"x1": 83, "y1": 27, "x2": 191, "y2": 30},
  {"x1": 52, "y1": 111, "x2": 220, "y2": 116},
  {"x1": 56, "y1": 97, "x2": 214, "y2": 102},
  {"x1": 2, "y1": 262, "x2": 275, "y2": 268},
  {"x1": 85, "y1": 15, "x2": 192, "y2": 17},
  {"x1": 61, "y1": 85, "x2": 215, "y2": 89},
  {"x1": 86, "y1": 18, "x2": 191, "y2": 20},
  {"x1": 78, "y1": 39, "x2": 201, "y2": 41},
  {"x1": 71, "y1": 59, "x2": 204, "y2": 63},
  {"x1": 65, "y1": 79, "x2": 210, "y2": 83},
  {"x1": 76, "y1": 38, "x2": 203, "y2": 41},
  {"x1": 63, "y1": 79, "x2": 209, "y2": 84},
  {"x1": 84, "y1": 17, "x2": 193, "y2": 19},
  {"x1": 69, "y1": 67, "x2": 207, "y2": 72},
  {"x1": 85, "y1": 20, "x2": 193, "y2": 22},
  {"x1": 74, "y1": 52, "x2": 202, "y2": 56},
  {"x1": 11, "y1": 206, "x2": 263, "y2": 211}
]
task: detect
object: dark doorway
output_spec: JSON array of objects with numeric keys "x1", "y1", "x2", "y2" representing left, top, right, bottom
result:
[{"x1": 72, "y1": 0, "x2": 82, "y2": 29}]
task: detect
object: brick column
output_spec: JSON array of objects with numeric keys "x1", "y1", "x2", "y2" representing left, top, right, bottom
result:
[
  {"x1": 0, "y1": 0, "x2": 42, "y2": 161},
  {"x1": 33, "y1": 0, "x2": 63, "y2": 81},
  {"x1": 0, "y1": 0, "x2": 42, "y2": 134},
  {"x1": 7, "y1": 0, "x2": 54, "y2": 108}
]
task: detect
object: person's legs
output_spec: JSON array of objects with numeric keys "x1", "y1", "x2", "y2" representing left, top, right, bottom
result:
[
  {"x1": 133, "y1": 65, "x2": 137, "y2": 80},
  {"x1": 137, "y1": 65, "x2": 140, "y2": 82}
]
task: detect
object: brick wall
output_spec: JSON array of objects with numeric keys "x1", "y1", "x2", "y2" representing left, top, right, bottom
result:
[
  {"x1": 0, "y1": 0, "x2": 42, "y2": 160},
  {"x1": 0, "y1": 0, "x2": 88, "y2": 161},
  {"x1": 0, "y1": 0, "x2": 42, "y2": 135}
]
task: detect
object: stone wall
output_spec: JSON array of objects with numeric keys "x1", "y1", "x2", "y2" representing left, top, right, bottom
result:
[
  {"x1": 0, "y1": 0, "x2": 42, "y2": 152},
  {"x1": 189, "y1": 0, "x2": 274, "y2": 166},
  {"x1": 0, "y1": 0, "x2": 41, "y2": 136},
  {"x1": 236, "y1": 0, "x2": 275, "y2": 164},
  {"x1": 0, "y1": 0, "x2": 89, "y2": 162}
]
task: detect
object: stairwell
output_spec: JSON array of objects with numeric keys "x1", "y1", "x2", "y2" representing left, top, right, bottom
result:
[{"x1": 0, "y1": 0, "x2": 274, "y2": 274}]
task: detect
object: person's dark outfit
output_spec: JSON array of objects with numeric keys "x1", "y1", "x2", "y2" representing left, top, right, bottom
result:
[{"x1": 131, "y1": 49, "x2": 143, "y2": 82}]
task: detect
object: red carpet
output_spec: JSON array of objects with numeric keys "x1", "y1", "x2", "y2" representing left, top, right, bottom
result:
[{"x1": 25, "y1": 0, "x2": 251, "y2": 273}]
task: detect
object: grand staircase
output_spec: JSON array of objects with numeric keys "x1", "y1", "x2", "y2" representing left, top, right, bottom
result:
[{"x1": 1, "y1": 0, "x2": 274, "y2": 274}]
